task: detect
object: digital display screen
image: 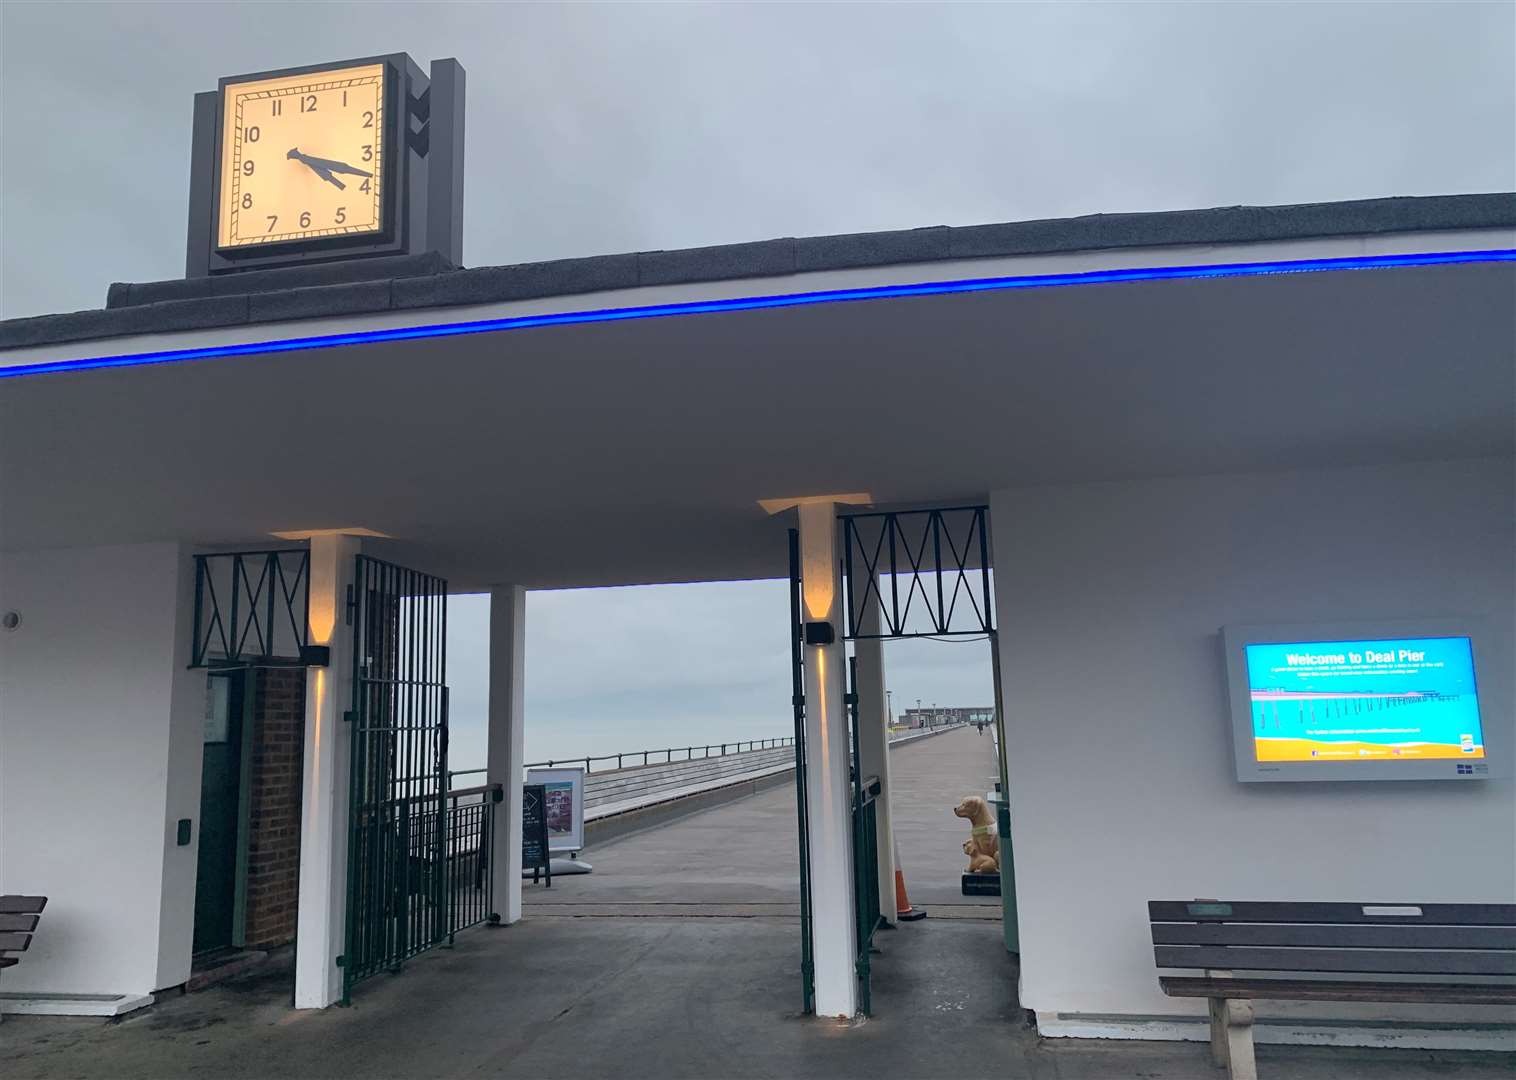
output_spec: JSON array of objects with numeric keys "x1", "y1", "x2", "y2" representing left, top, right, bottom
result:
[{"x1": 1244, "y1": 636, "x2": 1485, "y2": 763}]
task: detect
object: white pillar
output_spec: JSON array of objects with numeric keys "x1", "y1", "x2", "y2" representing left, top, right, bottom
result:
[
  {"x1": 487, "y1": 585, "x2": 527, "y2": 925},
  {"x1": 798, "y1": 501, "x2": 858, "y2": 1019},
  {"x1": 294, "y1": 534, "x2": 359, "y2": 1009},
  {"x1": 854, "y1": 589, "x2": 897, "y2": 926}
]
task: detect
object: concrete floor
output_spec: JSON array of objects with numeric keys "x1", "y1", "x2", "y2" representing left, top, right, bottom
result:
[
  {"x1": 5, "y1": 915, "x2": 1509, "y2": 1079},
  {"x1": 3, "y1": 729, "x2": 1510, "y2": 1078}
]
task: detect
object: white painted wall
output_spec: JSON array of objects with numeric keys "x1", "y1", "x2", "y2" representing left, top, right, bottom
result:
[
  {"x1": 991, "y1": 458, "x2": 1515, "y2": 1034},
  {"x1": 0, "y1": 542, "x2": 204, "y2": 997}
]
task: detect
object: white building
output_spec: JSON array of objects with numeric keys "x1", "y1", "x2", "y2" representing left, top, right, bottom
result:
[{"x1": 1, "y1": 191, "x2": 1512, "y2": 1044}]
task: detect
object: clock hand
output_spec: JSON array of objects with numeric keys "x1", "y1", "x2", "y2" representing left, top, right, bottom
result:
[
  {"x1": 288, "y1": 148, "x2": 373, "y2": 179},
  {"x1": 287, "y1": 148, "x2": 347, "y2": 191},
  {"x1": 309, "y1": 156, "x2": 374, "y2": 179}
]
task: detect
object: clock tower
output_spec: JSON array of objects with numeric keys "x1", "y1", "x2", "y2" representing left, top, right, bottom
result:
[{"x1": 184, "y1": 54, "x2": 464, "y2": 277}]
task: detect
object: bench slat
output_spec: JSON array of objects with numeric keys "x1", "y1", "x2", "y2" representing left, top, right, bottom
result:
[
  {"x1": 1152, "y1": 922, "x2": 1515, "y2": 951},
  {"x1": 0, "y1": 914, "x2": 40, "y2": 933},
  {"x1": 0, "y1": 896, "x2": 47, "y2": 915},
  {"x1": 1160, "y1": 976, "x2": 1516, "y2": 1005},
  {"x1": 1155, "y1": 945, "x2": 1516, "y2": 977},
  {"x1": 1149, "y1": 900, "x2": 1516, "y2": 926},
  {"x1": 0, "y1": 931, "x2": 32, "y2": 952}
]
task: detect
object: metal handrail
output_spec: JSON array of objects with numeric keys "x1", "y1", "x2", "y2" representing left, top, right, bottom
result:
[
  {"x1": 447, "y1": 736, "x2": 795, "y2": 785},
  {"x1": 447, "y1": 782, "x2": 502, "y2": 801}
]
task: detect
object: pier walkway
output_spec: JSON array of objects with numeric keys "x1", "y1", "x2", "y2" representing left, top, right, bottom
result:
[{"x1": 528, "y1": 722, "x2": 999, "y2": 913}]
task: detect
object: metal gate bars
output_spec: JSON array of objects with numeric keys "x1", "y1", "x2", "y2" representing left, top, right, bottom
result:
[
  {"x1": 847, "y1": 655, "x2": 884, "y2": 1017},
  {"x1": 787, "y1": 529, "x2": 816, "y2": 1014},
  {"x1": 342, "y1": 555, "x2": 451, "y2": 1003}
]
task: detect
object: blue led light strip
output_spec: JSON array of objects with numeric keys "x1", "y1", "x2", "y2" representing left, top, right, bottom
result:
[{"x1": 3, "y1": 248, "x2": 1512, "y2": 379}]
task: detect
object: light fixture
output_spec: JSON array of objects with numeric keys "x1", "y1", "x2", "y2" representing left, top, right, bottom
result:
[
  {"x1": 299, "y1": 644, "x2": 331, "y2": 668},
  {"x1": 803, "y1": 621, "x2": 836, "y2": 646}
]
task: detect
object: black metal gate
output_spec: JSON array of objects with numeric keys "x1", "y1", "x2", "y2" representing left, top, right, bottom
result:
[
  {"x1": 342, "y1": 555, "x2": 450, "y2": 1003},
  {"x1": 787, "y1": 528, "x2": 816, "y2": 1014},
  {"x1": 846, "y1": 655, "x2": 884, "y2": 1016}
]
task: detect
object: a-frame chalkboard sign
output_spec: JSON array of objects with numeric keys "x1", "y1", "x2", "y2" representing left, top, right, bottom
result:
[{"x1": 522, "y1": 784, "x2": 552, "y2": 887}]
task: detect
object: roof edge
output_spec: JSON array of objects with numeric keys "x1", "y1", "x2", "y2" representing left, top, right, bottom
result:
[{"x1": 4, "y1": 192, "x2": 1513, "y2": 351}]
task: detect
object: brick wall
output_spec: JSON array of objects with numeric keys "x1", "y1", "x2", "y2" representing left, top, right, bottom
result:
[{"x1": 243, "y1": 668, "x2": 305, "y2": 949}]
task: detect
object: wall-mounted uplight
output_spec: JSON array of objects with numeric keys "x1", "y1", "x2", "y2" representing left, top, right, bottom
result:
[
  {"x1": 803, "y1": 621, "x2": 836, "y2": 647},
  {"x1": 299, "y1": 644, "x2": 332, "y2": 668}
]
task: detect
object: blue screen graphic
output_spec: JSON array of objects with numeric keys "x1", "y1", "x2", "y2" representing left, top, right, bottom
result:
[{"x1": 1243, "y1": 636, "x2": 1484, "y2": 763}]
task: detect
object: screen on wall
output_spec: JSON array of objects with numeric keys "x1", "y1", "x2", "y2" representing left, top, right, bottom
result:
[{"x1": 1243, "y1": 636, "x2": 1485, "y2": 763}]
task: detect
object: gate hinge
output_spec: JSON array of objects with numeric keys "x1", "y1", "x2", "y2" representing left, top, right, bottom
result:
[
  {"x1": 343, "y1": 710, "x2": 357, "y2": 723},
  {"x1": 792, "y1": 694, "x2": 804, "y2": 709},
  {"x1": 335, "y1": 954, "x2": 346, "y2": 968},
  {"x1": 345, "y1": 584, "x2": 355, "y2": 626},
  {"x1": 844, "y1": 692, "x2": 858, "y2": 706}
]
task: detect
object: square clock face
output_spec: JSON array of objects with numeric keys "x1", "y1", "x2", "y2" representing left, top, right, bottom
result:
[{"x1": 217, "y1": 63, "x2": 387, "y2": 249}]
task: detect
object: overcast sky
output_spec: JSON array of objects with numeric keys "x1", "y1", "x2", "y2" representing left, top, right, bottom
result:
[{"x1": 3, "y1": 2, "x2": 1511, "y2": 767}]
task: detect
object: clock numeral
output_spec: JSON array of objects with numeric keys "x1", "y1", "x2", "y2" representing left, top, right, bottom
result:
[
  {"x1": 245, "y1": 125, "x2": 260, "y2": 143},
  {"x1": 301, "y1": 94, "x2": 317, "y2": 113},
  {"x1": 266, "y1": 215, "x2": 278, "y2": 233},
  {"x1": 242, "y1": 160, "x2": 255, "y2": 176},
  {"x1": 272, "y1": 99, "x2": 282, "y2": 117},
  {"x1": 361, "y1": 145, "x2": 373, "y2": 162},
  {"x1": 299, "y1": 211, "x2": 312, "y2": 228},
  {"x1": 342, "y1": 90, "x2": 348, "y2": 107},
  {"x1": 335, "y1": 206, "x2": 347, "y2": 225},
  {"x1": 362, "y1": 110, "x2": 374, "y2": 129},
  {"x1": 360, "y1": 177, "x2": 371, "y2": 193},
  {"x1": 241, "y1": 192, "x2": 253, "y2": 210}
]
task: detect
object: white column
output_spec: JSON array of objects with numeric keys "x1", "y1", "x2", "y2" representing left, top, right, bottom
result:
[
  {"x1": 798, "y1": 501, "x2": 858, "y2": 1018},
  {"x1": 853, "y1": 589, "x2": 897, "y2": 926},
  {"x1": 487, "y1": 585, "x2": 527, "y2": 925},
  {"x1": 294, "y1": 534, "x2": 359, "y2": 1009}
]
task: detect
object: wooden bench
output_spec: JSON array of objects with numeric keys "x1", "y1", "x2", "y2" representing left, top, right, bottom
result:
[
  {"x1": 1149, "y1": 899, "x2": 1516, "y2": 1080},
  {"x1": 0, "y1": 896, "x2": 48, "y2": 1023}
]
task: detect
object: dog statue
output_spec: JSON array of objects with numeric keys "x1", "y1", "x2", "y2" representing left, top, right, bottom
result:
[{"x1": 953, "y1": 795, "x2": 1000, "y2": 874}]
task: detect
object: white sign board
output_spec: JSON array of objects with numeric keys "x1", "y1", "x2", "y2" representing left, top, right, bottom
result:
[{"x1": 525, "y1": 767, "x2": 585, "y2": 853}]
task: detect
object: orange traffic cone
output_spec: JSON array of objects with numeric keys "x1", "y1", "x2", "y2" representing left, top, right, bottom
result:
[{"x1": 893, "y1": 839, "x2": 927, "y2": 921}]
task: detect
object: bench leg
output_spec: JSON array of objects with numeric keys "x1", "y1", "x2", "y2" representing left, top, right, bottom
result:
[
  {"x1": 1207, "y1": 997, "x2": 1227, "y2": 1066},
  {"x1": 1220, "y1": 998, "x2": 1257, "y2": 1080}
]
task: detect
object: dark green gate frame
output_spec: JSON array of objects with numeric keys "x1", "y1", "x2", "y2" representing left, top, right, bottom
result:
[
  {"x1": 847, "y1": 655, "x2": 885, "y2": 1017},
  {"x1": 787, "y1": 528, "x2": 815, "y2": 1015},
  {"x1": 341, "y1": 554, "x2": 450, "y2": 1004},
  {"x1": 836, "y1": 504, "x2": 1017, "y2": 1005}
]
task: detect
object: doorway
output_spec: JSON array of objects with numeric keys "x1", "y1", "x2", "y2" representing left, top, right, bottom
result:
[{"x1": 194, "y1": 670, "x2": 250, "y2": 955}]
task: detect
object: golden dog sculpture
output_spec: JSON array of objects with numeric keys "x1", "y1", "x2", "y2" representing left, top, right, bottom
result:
[{"x1": 954, "y1": 795, "x2": 1000, "y2": 874}]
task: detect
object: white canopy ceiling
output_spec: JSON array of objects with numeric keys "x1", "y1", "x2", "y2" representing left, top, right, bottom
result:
[{"x1": 2, "y1": 239, "x2": 1511, "y2": 589}]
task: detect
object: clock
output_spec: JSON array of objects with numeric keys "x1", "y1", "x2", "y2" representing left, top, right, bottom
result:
[
  {"x1": 186, "y1": 54, "x2": 464, "y2": 276},
  {"x1": 217, "y1": 62, "x2": 388, "y2": 249}
]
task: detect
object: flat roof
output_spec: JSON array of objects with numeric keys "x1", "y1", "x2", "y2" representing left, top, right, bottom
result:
[{"x1": 3, "y1": 192, "x2": 1512, "y2": 350}]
